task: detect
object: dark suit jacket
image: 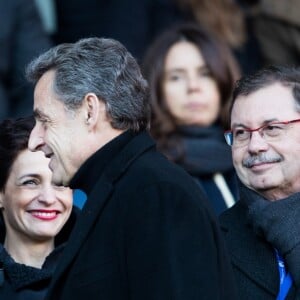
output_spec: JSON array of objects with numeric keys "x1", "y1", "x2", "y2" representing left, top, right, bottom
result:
[
  {"x1": 46, "y1": 130, "x2": 237, "y2": 299},
  {"x1": 220, "y1": 200, "x2": 297, "y2": 299}
]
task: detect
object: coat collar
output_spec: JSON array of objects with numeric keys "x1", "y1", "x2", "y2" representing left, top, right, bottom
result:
[
  {"x1": 70, "y1": 129, "x2": 139, "y2": 194},
  {"x1": 0, "y1": 243, "x2": 64, "y2": 291}
]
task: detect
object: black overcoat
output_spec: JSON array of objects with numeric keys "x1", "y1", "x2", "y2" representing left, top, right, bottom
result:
[
  {"x1": 220, "y1": 200, "x2": 297, "y2": 299},
  {"x1": 46, "y1": 130, "x2": 237, "y2": 299}
]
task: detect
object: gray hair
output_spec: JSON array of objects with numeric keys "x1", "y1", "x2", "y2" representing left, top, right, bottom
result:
[{"x1": 26, "y1": 37, "x2": 150, "y2": 131}]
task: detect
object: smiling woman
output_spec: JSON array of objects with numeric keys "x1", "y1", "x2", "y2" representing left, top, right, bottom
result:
[{"x1": 0, "y1": 116, "x2": 78, "y2": 299}]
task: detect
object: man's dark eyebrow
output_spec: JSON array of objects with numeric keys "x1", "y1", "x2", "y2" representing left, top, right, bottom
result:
[
  {"x1": 231, "y1": 123, "x2": 247, "y2": 129},
  {"x1": 33, "y1": 109, "x2": 48, "y2": 119},
  {"x1": 231, "y1": 118, "x2": 279, "y2": 129}
]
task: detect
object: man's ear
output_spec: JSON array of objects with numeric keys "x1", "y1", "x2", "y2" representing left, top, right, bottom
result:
[{"x1": 82, "y1": 93, "x2": 104, "y2": 128}]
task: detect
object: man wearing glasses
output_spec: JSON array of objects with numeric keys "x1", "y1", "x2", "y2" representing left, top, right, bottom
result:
[{"x1": 220, "y1": 66, "x2": 300, "y2": 299}]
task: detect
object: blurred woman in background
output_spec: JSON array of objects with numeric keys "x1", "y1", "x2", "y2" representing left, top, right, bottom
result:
[{"x1": 143, "y1": 23, "x2": 240, "y2": 215}]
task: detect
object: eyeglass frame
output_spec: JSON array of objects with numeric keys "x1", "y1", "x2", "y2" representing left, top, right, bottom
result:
[{"x1": 224, "y1": 118, "x2": 300, "y2": 146}]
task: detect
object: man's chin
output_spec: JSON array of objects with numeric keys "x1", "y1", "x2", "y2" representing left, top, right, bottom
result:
[{"x1": 248, "y1": 178, "x2": 279, "y2": 193}]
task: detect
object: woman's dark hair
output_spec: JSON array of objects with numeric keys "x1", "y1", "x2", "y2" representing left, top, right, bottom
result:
[
  {"x1": 142, "y1": 23, "x2": 240, "y2": 160},
  {"x1": 0, "y1": 116, "x2": 35, "y2": 191}
]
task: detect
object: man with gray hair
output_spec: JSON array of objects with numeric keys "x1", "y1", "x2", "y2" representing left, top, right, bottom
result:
[
  {"x1": 27, "y1": 37, "x2": 237, "y2": 299},
  {"x1": 221, "y1": 66, "x2": 300, "y2": 299}
]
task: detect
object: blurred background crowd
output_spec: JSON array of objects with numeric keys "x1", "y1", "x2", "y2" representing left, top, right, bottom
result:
[{"x1": 1, "y1": 0, "x2": 300, "y2": 121}]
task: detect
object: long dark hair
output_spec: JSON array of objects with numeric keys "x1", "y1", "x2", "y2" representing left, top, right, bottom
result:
[{"x1": 142, "y1": 23, "x2": 239, "y2": 161}]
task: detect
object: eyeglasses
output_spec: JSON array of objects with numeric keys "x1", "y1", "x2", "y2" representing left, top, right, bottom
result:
[{"x1": 224, "y1": 118, "x2": 300, "y2": 147}]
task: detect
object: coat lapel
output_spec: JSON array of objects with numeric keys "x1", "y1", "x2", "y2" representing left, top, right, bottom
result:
[
  {"x1": 49, "y1": 131, "x2": 155, "y2": 293},
  {"x1": 221, "y1": 202, "x2": 278, "y2": 296},
  {"x1": 49, "y1": 178, "x2": 114, "y2": 289}
]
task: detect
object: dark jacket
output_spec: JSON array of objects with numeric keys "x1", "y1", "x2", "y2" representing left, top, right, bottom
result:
[
  {"x1": 0, "y1": 206, "x2": 78, "y2": 299},
  {"x1": 219, "y1": 189, "x2": 298, "y2": 299},
  {"x1": 46, "y1": 130, "x2": 237, "y2": 299}
]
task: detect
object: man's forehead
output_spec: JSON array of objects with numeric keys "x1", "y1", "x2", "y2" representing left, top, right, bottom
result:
[
  {"x1": 231, "y1": 85, "x2": 297, "y2": 126},
  {"x1": 235, "y1": 84, "x2": 294, "y2": 109}
]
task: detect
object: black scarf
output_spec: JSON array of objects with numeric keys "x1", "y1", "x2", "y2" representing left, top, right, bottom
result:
[
  {"x1": 174, "y1": 125, "x2": 233, "y2": 176},
  {"x1": 0, "y1": 243, "x2": 64, "y2": 290},
  {"x1": 240, "y1": 183, "x2": 300, "y2": 287}
]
